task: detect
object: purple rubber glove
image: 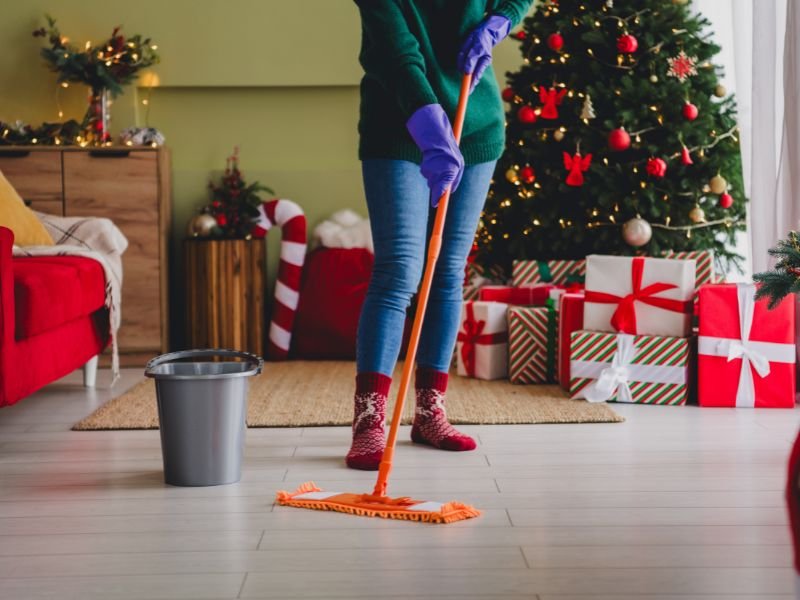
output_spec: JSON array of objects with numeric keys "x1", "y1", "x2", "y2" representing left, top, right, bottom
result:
[
  {"x1": 407, "y1": 104, "x2": 465, "y2": 208},
  {"x1": 457, "y1": 15, "x2": 511, "y2": 93}
]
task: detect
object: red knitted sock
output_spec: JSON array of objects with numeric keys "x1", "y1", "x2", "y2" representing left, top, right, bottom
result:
[
  {"x1": 411, "y1": 368, "x2": 477, "y2": 452},
  {"x1": 345, "y1": 372, "x2": 391, "y2": 471}
]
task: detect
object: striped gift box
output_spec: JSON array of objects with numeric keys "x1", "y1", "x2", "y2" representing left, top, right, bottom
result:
[
  {"x1": 463, "y1": 263, "x2": 505, "y2": 301},
  {"x1": 569, "y1": 330, "x2": 690, "y2": 405},
  {"x1": 512, "y1": 259, "x2": 586, "y2": 287},
  {"x1": 508, "y1": 305, "x2": 558, "y2": 384},
  {"x1": 662, "y1": 250, "x2": 715, "y2": 289}
]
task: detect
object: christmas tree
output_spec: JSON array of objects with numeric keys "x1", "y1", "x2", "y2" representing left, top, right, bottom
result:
[{"x1": 476, "y1": 0, "x2": 745, "y2": 275}]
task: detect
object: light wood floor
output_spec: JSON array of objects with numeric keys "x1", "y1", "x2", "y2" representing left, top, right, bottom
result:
[{"x1": 0, "y1": 368, "x2": 798, "y2": 599}]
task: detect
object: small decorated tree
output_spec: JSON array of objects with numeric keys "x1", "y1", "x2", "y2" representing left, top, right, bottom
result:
[
  {"x1": 190, "y1": 148, "x2": 274, "y2": 239},
  {"x1": 477, "y1": 0, "x2": 746, "y2": 275}
]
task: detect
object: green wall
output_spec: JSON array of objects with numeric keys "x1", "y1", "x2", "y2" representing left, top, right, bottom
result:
[{"x1": 0, "y1": 1, "x2": 531, "y2": 345}]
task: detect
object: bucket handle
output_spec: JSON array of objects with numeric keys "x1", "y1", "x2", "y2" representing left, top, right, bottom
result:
[{"x1": 145, "y1": 349, "x2": 264, "y2": 377}]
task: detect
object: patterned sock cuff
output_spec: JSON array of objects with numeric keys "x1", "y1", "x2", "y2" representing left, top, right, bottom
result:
[
  {"x1": 355, "y1": 372, "x2": 392, "y2": 396},
  {"x1": 415, "y1": 367, "x2": 449, "y2": 393}
]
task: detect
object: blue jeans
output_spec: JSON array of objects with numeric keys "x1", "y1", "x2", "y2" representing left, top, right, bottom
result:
[{"x1": 356, "y1": 159, "x2": 496, "y2": 376}]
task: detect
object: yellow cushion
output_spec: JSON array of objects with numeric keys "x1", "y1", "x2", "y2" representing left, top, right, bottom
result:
[{"x1": 0, "y1": 169, "x2": 54, "y2": 246}]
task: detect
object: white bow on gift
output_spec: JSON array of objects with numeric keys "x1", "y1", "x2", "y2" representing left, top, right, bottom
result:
[
  {"x1": 571, "y1": 334, "x2": 687, "y2": 403},
  {"x1": 698, "y1": 284, "x2": 795, "y2": 408},
  {"x1": 581, "y1": 334, "x2": 635, "y2": 403}
]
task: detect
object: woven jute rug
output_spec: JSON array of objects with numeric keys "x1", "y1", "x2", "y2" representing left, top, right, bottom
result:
[{"x1": 73, "y1": 361, "x2": 623, "y2": 430}]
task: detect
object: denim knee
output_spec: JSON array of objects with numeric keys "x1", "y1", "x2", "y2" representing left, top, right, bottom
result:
[{"x1": 369, "y1": 256, "x2": 424, "y2": 304}]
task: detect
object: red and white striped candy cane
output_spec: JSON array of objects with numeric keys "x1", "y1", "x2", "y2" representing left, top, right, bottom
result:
[{"x1": 253, "y1": 199, "x2": 307, "y2": 360}]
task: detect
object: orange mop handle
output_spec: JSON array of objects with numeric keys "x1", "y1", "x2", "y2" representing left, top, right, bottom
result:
[{"x1": 373, "y1": 74, "x2": 472, "y2": 498}]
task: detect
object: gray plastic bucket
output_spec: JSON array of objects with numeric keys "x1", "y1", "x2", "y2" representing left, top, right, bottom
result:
[{"x1": 144, "y1": 349, "x2": 263, "y2": 486}]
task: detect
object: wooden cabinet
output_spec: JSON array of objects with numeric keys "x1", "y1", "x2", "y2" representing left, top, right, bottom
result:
[{"x1": 0, "y1": 147, "x2": 171, "y2": 366}]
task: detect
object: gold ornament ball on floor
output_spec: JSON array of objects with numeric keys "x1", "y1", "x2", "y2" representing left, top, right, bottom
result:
[
  {"x1": 622, "y1": 216, "x2": 653, "y2": 247},
  {"x1": 714, "y1": 84, "x2": 727, "y2": 97},
  {"x1": 187, "y1": 213, "x2": 218, "y2": 238},
  {"x1": 709, "y1": 174, "x2": 727, "y2": 194},
  {"x1": 689, "y1": 206, "x2": 706, "y2": 223},
  {"x1": 506, "y1": 168, "x2": 520, "y2": 184},
  {"x1": 553, "y1": 130, "x2": 565, "y2": 142}
]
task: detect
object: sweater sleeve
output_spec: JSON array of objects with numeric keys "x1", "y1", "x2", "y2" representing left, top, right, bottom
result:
[
  {"x1": 491, "y1": 0, "x2": 535, "y2": 27},
  {"x1": 354, "y1": 0, "x2": 439, "y2": 117}
]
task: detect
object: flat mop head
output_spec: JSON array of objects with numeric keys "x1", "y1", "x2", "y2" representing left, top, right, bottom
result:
[{"x1": 276, "y1": 482, "x2": 480, "y2": 524}]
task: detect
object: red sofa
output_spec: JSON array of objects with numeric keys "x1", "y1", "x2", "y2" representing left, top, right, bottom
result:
[{"x1": 0, "y1": 226, "x2": 110, "y2": 407}]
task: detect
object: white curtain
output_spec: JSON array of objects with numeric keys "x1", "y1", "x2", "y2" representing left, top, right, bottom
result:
[{"x1": 729, "y1": 0, "x2": 800, "y2": 274}]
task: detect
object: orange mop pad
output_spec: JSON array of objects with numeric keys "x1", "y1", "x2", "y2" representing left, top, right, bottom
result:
[{"x1": 276, "y1": 74, "x2": 480, "y2": 525}]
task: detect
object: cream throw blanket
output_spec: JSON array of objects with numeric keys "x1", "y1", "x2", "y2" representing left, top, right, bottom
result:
[{"x1": 12, "y1": 213, "x2": 128, "y2": 385}]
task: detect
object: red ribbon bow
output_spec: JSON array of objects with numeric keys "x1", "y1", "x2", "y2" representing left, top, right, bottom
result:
[
  {"x1": 584, "y1": 257, "x2": 691, "y2": 334},
  {"x1": 457, "y1": 303, "x2": 508, "y2": 377}
]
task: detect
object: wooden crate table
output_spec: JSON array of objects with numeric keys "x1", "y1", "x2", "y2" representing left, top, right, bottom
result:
[{"x1": 184, "y1": 238, "x2": 267, "y2": 357}]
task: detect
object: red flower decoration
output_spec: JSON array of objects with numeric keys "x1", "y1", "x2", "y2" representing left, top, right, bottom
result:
[{"x1": 646, "y1": 157, "x2": 668, "y2": 178}]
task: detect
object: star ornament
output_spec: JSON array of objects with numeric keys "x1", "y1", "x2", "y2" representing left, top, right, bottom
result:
[{"x1": 667, "y1": 51, "x2": 698, "y2": 82}]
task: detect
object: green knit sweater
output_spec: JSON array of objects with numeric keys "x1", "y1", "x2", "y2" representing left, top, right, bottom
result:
[{"x1": 354, "y1": 0, "x2": 532, "y2": 165}]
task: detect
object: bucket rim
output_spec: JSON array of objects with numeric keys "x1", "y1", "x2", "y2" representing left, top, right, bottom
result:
[{"x1": 144, "y1": 349, "x2": 264, "y2": 380}]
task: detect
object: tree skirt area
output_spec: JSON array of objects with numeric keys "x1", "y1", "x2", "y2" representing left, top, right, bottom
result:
[{"x1": 73, "y1": 361, "x2": 623, "y2": 430}]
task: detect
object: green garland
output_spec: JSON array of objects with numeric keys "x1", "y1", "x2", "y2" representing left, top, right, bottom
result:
[
  {"x1": 754, "y1": 231, "x2": 800, "y2": 308},
  {"x1": 0, "y1": 120, "x2": 85, "y2": 146}
]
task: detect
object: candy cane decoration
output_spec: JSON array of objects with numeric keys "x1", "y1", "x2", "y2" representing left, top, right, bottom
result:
[{"x1": 253, "y1": 199, "x2": 307, "y2": 360}]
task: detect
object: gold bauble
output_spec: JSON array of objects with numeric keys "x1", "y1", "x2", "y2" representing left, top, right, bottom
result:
[
  {"x1": 714, "y1": 84, "x2": 727, "y2": 98},
  {"x1": 689, "y1": 206, "x2": 706, "y2": 224},
  {"x1": 649, "y1": 74, "x2": 658, "y2": 83},
  {"x1": 187, "y1": 213, "x2": 218, "y2": 238},
  {"x1": 553, "y1": 130, "x2": 565, "y2": 142},
  {"x1": 709, "y1": 174, "x2": 728, "y2": 195},
  {"x1": 505, "y1": 168, "x2": 520, "y2": 184}
]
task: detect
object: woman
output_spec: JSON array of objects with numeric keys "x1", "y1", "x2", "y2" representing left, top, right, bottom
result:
[{"x1": 348, "y1": 0, "x2": 533, "y2": 470}]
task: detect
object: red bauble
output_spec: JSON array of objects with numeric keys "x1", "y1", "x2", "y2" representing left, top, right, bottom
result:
[
  {"x1": 517, "y1": 105, "x2": 537, "y2": 124},
  {"x1": 520, "y1": 165, "x2": 536, "y2": 184},
  {"x1": 617, "y1": 34, "x2": 638, "y2": 54},
  {"x1": 514, "y1": 31, "x2": 526, "y2": 40},
  {"x1": 682, "y1": 102, "x2": 699, "y2": 121},
  {"x1": 719, "y1": 192, "x2": 734, "y2": 209},
  {"x1": 608, "y1": 127, "x2": 631, "y2": 151},
  {"x1": 501, "y1": 87, "x2": 515, "y2": 102},
  {"x1": 547, "y1": 32, "x2": 564, "y2": 51},
  {"x1": 216, "y1": 213, "x2": 228, "y2": 226},
  {"x1": 646, "y1": 157, "x2": 668, "y2": 178}
]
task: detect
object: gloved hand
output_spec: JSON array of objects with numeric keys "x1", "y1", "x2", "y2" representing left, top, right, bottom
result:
[
  {"x1": 406, "y1": 104, "x2": 464, "y2": 207},
  {"x1": 457, "y1": 15, "x2": 511, "y2": 93}
]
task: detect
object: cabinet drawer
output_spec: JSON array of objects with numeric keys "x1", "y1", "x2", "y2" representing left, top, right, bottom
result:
[
  {"x1": 0, "y1": 150, "x2": 63, "y2": 203},
  {"x1": 63, "y1": 150, "x2": 161, "y2": 352}
]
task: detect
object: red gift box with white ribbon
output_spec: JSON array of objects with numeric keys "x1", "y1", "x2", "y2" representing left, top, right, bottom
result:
[{"x1": 698, "y1": 283, "x2": 796, "y2": 408}]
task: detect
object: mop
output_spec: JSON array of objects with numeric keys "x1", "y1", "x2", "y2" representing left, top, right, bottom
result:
[{"x1": 275, "y1": 74, "x2": 480, "y2": 524}]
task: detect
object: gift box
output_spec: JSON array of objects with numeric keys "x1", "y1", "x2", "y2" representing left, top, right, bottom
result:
[
  {"x1": 456, "y1": 301, "x2": 509, "y2": 380},
  {"x1": 479, "y1": 284, "x2": 553, "y2": 306},
  {"x1": 584, "y1": 254, "x2": 695, "y2": 337},
  {"x1": 662, "y1": 249, "x2": 715, "y2": 289},
  {"x1": 512, "y1": 259, "x2": 586, "y2": 287},
  {"x1": 558, "y1": 292, "x2": 584, "y2": 390},
  {"x1": 463, "y1": 262, "x2": 505, "y2": 301},
  {"x1": 697, "y1": 283, "x2": 796, "y2": 408},
  {"x1": 508, "y1": 298, "x2": 559, "y2": 384},
  {"x1": 570, "y1": 330, "x2": 690, "y2": 405}
]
